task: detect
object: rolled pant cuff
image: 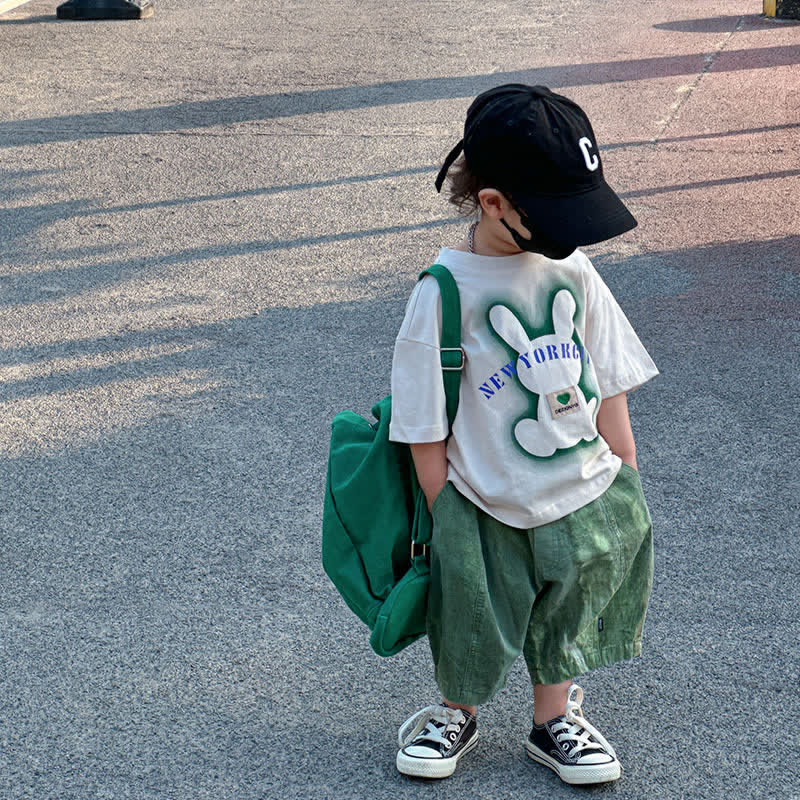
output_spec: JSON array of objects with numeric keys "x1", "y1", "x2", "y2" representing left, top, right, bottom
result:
[{"x1": 527, "y1": 639, "x2": 643, "y2": 686}]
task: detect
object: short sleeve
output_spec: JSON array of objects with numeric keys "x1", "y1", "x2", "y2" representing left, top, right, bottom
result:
[
  {"x1": 582, "y1": 261, "x2": 659, "y2": 397},
  {"x1": 388, "y1": 276, "x2": 449, "y2": 443}
]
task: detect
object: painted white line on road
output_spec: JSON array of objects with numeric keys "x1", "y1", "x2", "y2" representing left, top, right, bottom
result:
[{"x1": 0, "y1": 0, "x2": 35, "y2": 14}]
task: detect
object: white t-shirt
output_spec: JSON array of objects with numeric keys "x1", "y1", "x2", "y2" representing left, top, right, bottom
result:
[{"x1": 388, "y1": 247, "x2": 659, "y2": 529}]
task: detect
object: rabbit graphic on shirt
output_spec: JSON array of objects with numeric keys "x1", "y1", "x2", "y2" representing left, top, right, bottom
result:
[{"x1": 489, "y1": 289, "x2": 598, "y2": 458}]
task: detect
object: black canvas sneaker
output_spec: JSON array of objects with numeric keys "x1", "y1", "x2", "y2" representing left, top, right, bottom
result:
[
  {"x1": 396, "y1": 704, "x2": 478, "y2": 778},
  {"x1": 525, "y1": 685, "x2": 621, "y2": 785}
]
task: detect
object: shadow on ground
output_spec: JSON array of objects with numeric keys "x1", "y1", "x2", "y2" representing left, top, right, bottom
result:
[
  {"x1": 2, "y1": 41, "x2": 800, "y2": 147},
  {"x1": 1, "y1": 236, "x2": 798, "y2": 798}
]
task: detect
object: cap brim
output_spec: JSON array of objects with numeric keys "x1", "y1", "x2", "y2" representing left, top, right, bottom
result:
[{"x1": 514, "y1": 179, "x2": 637, "y2": 247}]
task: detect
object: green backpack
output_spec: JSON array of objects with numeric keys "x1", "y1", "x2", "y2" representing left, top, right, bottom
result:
[{"x1": 322, "y1": 264, "x2": 463, "y2": 656}]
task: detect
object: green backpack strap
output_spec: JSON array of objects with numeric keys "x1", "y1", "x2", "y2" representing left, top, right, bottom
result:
[{"x1": 417, "y1": 263, "x2": 463, "y2": 428}]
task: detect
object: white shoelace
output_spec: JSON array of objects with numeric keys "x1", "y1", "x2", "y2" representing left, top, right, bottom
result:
[
  {"x1": 550, "y1": 685, "x2": 617, "y2": 761},
  {"x1": 397, "y1": 704, "x2": 467, "y2": 749}
]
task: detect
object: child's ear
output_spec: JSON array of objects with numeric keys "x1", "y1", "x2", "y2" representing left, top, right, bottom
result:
[
  {"x1": 478, "y1": 188, "x2": 506, "y2": 219},
  {"x1": 552, "y1": 290, "x2": 577, "y2": 339}
]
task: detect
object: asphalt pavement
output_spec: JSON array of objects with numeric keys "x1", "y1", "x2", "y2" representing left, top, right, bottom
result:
[{"x1": 1, "y1": 1, "x2": 799, "y2": 798}]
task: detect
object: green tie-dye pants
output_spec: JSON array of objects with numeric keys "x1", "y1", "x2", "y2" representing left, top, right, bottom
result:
[{"x1": 427, "y1": 463, "x2": 654, "y2": 705}]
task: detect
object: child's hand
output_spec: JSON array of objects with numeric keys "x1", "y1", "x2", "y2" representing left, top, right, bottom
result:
[{"x1": 596, "y1": 392, "x2": 637, "y2": 469}]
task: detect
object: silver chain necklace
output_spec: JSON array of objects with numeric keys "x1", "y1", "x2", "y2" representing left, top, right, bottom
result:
[{"x1": 468, "y1": 221, "x2": 478, "y2": 254}]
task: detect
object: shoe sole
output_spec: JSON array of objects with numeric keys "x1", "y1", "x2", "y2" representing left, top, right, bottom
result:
[
  {"x1": 396, "y1": 732, "x2": 479, "y2": 779},
  {"x1": 524, "y1": 739, "x2": 621, "y2": 785}
]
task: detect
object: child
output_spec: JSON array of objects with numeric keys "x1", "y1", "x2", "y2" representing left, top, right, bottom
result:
[{"x1": 388, "y1": 84, "x2": 658, "y2": 785}]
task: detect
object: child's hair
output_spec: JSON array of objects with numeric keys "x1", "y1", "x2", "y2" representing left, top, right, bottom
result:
[{"x1": 445, "y1": 156, "x2": 490, "y2": 216}]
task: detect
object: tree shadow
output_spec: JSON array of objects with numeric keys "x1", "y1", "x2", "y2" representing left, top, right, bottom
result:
[
  {"x1": 654, "y1": 14, "x2": 800, "y2": 32},
  {"x1": 605, "y1": 121, "x2": 800, "y2": 151},
  {"x1": 4, "y1": 158, "x2": 799, "y2": 310},
  {"x1": 1, "y1": 234, "x2": 797, "y2": 445},
  {"x1": 3, "y1": 44, "x2": 800, "y2": 147},
  {"x1": 0, "y1": 215, "x2": 464, "y2": 306},
  {"x1": 0, "y1": 167, "x2": 60, "y2": 203}
]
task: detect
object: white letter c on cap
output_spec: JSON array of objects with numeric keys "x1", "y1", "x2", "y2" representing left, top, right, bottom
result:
[{"x1": 578, "y1": 137, "x2": 599, "y2": 171}]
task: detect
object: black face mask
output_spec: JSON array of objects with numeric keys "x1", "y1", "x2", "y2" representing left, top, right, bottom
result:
[{"x1": 500, "y1": 214, "x2": 576, "y2": 261}]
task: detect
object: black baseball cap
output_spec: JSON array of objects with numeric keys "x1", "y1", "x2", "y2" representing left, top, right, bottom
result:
[{"x1": 435, "y1": 84, "x2": 637, "y2": 247}]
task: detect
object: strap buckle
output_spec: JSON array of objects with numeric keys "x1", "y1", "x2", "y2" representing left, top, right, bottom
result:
[
  {"x1": 410, "y1": 540, "x2": 428, "y2": 560},
  {"x1": 440, "y1": 347, "x2": 465, "y2": 372}
]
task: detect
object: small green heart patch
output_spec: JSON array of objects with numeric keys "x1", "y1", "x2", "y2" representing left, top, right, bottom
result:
[{"x1": 557, "y1": 392, "x2": 572, "y2": 405}]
